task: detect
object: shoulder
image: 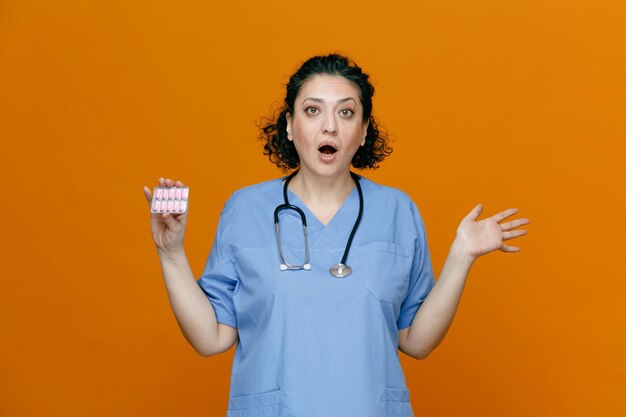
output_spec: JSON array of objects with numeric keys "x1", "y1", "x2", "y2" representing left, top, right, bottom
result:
[
  {"x1": 359, "y1": 175, "x2": 421, "y2": 213},
  {"x1": 216, "y1": 177, "x2": 284, "y2": 249},
  {"x1": 221, "y1": 177, "x2": 284, "y2": 214},
  {"x1": 357, "y1": 175, "x2": 427, "y2": 242}
]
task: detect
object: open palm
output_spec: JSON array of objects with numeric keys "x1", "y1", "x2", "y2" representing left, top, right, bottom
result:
[{"x1": 456, "y1": 204, "x2": 530, "y2": 259}]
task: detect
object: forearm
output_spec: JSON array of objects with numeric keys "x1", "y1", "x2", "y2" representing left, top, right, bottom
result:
[
  {"x1": 404, "y1": 239, "x2": 475, "y2": 358},
  {"x1": 157, "y1": 248, "x2": 223, "y2": 356}
]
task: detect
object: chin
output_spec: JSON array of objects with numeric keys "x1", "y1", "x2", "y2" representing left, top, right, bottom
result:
[{"x1": 304, "y1": 162, "x2": 351, "y2": 178}]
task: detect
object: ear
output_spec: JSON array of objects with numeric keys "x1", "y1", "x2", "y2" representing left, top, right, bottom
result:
[
  {"x1": 286, "y1": 112, "x2": 293, "y2": 141},
  {"x1": 361, "y1": 119, "x2": 369, "y2": 146}
]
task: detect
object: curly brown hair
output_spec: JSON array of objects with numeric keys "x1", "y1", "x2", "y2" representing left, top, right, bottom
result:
[{"x1": 258, "y1": 54, "x2": 393, "y2": 172}]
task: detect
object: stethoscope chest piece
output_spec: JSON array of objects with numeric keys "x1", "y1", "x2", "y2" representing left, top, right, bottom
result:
[{"x1": 330, "y1": 263, "x2": 352, "y2": 278}]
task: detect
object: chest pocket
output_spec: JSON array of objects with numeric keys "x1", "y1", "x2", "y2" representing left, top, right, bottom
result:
[{"x1": 357, "y1": 241, "x2": 414, "y2": 305}]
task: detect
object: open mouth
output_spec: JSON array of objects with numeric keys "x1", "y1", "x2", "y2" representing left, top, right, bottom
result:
[{"x1": 318, "y1": 145, "x2": 337, "y2": 155}]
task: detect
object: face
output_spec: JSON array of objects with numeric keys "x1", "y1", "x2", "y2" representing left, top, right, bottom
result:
[{"x1": 286, "y1": 74, "x2": 369, "y2": 178}]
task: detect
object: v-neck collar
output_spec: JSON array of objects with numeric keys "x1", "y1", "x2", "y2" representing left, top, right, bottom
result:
[
  {"x1": 279, "y1": 177, "x2": 363, "y2": 250},
  {"x1": 286, "y1": 185, "x2": 358, "y2": 229}
]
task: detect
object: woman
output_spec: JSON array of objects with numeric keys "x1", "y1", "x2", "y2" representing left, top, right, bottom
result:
[{"x1": 143, "y1": 54, "x2": 529, "y2": 417}]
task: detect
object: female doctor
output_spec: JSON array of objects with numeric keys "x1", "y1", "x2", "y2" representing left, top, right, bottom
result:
[{"x1": 143, "y1": 54, "x2": 530, "y2": 417}]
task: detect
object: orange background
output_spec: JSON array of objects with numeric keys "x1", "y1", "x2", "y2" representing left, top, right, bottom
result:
[{"x1": 1, "y1": 1, "x2": 625, "y2": 416}]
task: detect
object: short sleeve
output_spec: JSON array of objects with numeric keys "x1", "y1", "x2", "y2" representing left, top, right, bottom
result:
[
  {"x1": 196, "y1": 204, "x2": 239, "y2": 329},
  {"x1": 396, "y1": 201, "x2": 436, "y2": 330}
]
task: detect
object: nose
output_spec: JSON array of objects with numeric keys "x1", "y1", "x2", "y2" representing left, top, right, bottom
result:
[{"x1": 322, "y1": 113, "x2": 338, "y2": 135}]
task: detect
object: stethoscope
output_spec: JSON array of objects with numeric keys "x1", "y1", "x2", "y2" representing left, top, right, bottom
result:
[{"x1": 273, "y1": 169, "x2": 364, "y2": 278}]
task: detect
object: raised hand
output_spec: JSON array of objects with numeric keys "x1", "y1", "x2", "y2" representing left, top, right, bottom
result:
[
  {"x1": 454, "y1": 204, "x2": 529, "y2": 260},
  {"x1": 143, "y1": 177, "x2": 189, "y2": 254}
]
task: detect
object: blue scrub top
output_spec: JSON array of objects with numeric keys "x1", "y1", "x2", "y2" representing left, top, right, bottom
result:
[{"x1": 197, "y1": 175, "x2": 436, "y2": 417}]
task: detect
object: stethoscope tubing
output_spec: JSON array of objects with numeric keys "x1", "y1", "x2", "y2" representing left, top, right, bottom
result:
[{"x1": 273, "y1": 169, "x2": 363, "y2": 277}]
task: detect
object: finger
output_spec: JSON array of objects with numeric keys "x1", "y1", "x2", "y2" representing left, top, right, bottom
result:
[
  {"x1": 143, "y1": 186, "x2": 153, "y2": 205},
  {"x1": 165, "y1": 178, "x2": 175, "y2": 187},
  {"x1": 161, "y1": 212, "x2": 180, "y2": 230},
  {"x1": 501, "y1": 218, "x2": 530, "y2": 231},
  {"x1": 499, "y1": 244, "x2": 520, "y2": 252},
  {"x1": 158, "y1": 177, "x2": 165, "y2": 186},
  {"x1": 492, "y1": 208, "x2": 519, "y2": 223},
  {"x1": 502, "y1": 229, "x2": 527, "y2": 240},
  {"x1": 175, "y1": 180, "x2": 185, "y2": 186},
  {"x1": 172, "y1": 212, "x2": 187, "y2": 221}
]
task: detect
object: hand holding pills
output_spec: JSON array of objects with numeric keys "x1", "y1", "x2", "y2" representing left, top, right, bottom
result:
[{"x1": 143, "y1": 177, "x2": 189, "y2": 253}]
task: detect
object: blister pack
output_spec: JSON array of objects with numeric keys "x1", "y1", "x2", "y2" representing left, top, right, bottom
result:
[{"x1": 151, "y1": 186, "x2": 189, "y2": 214}]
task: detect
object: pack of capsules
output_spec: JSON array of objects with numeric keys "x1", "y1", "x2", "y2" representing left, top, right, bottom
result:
[{"x1": 151, "y1": 186, "x2": 189, "y2": 214}]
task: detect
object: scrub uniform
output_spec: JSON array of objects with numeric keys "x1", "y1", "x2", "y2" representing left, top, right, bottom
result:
[{"x1": 197, "y1": 175, "x2": 436, "y2": 417}]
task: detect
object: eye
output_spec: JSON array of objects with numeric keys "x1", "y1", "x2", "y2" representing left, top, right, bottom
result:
[
  {"x1": 340, "y1": 109, "x2": 354, "y2": 117},
  {"x1": 305, "y1": 106, "x2": 319, "y2": 115}
]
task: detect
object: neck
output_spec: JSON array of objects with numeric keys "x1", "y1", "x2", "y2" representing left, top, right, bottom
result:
[{"x1": 289, "y1": 167, "x2": 355, "y2": 205}]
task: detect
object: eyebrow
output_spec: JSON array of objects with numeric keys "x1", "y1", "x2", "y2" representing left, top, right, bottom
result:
[{"x1": 302, "y1": 97, "x2": 357, "y2": 105}]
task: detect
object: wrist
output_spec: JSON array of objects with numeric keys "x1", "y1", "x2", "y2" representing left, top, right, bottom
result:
[
  {"x1": 157, "y1": 246, "x2": 186, "y2": 261},
  {"x1": 449, "y1": 238, "x2": 476, "y2": 267}
]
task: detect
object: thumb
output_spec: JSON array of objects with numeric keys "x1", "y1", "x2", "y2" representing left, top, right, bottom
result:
[{"x1": 466, "y1": 203, "x2": 483, "y2": 221}]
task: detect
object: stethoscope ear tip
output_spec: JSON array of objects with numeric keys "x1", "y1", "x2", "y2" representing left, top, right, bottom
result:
[
  {"x1": 304, "y1": 264, "x2": 311, "y2": 270},
  {"x1": 280, "y1": 264, "x2": 288, "y2": 271}
]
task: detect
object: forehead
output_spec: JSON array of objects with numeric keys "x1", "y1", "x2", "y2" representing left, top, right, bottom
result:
[{"x1": 297, "y1": 74, "x2": 361, "y2": 103}]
